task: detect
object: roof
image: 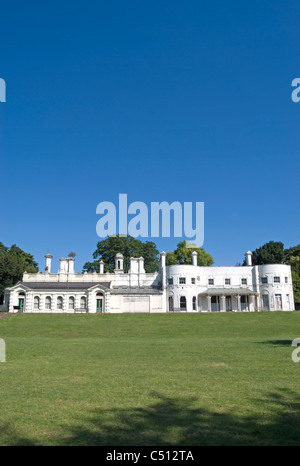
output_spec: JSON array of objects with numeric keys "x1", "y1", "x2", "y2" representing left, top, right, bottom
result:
[
  {"x1": 111, "y1": 286, "x2": 163, "y2": 295},
  {"x1": 201, "y1": 288, "x2": 258, "y2": 295},
  {"x1": 17, "y1": 281, "x2": 111, "y2": 291}
]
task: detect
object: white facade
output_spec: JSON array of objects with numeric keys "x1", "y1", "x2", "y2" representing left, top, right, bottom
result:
[{"x1": 3, "y1": 251, "x2": 295, "y2": 314}]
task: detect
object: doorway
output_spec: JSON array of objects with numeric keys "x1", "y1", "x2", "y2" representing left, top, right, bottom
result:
[
  {"x1": 18, "y1": 298, "x2": 24, "y2": 312},
  {"x1": 96, "y1": 292, "x2": 103, "y2": 313},
  {"x1": 225, "y1": 296, "x2": 232, "y2": 312}
]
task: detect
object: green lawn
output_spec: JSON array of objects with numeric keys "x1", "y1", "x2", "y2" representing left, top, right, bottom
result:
[{"x1": 0, "y1": 312, "x2": 300, "y2": 445}]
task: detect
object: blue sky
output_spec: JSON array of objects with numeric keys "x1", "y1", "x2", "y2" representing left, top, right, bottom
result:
[{"x1": 0, "y1": 0, "x2": 299, "y2": 272}]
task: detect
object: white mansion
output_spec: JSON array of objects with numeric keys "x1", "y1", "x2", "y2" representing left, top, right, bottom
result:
[{"x1": 3, "y1": 250, "x2": 295, "y2": 314}]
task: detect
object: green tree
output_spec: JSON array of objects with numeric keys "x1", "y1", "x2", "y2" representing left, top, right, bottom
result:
[
  {"x1": 292, "y1": 271, "x2": 300, "y2": 306},
  {"x1": 244, "y1": 242, "x2": 300, "y2": 308},
  {"x1": 243, "y1": 241, "x2": 284, "y2": 266},
  {"x1": 83, "y1": 235, "x2": 159, "y2": 273},
  {"x1": 284, "y1": 245, "x2": 300, "y2": 276},
  {"x1": 166, "y1": 241, "x2": 214, "y2": 266},
  {"x1": 0, "y1": 243, "x2": 39, "y2": 304},
  {"x1": 284, "y1": 245, "x2": 300, "y2": 308}
]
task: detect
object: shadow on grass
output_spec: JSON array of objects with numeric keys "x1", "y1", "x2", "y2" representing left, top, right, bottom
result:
[
  {"x1": 258, "y1": 339, "x2": 294, "y2": 347},
  {"x1": 2, "y1": 389, "x2": 300, "y2": 446}
]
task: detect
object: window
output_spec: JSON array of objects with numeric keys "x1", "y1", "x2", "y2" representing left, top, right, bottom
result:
[
  {"x1": 192, "y1": 296, "x2": 196, "y2": 310},
  {"x1": 168, "y1": 278, "x2": 173, "y2": 285},
  {"x1": 34, "y1": 296, "x2": 40, "y2": 310},
  {"x1": 191, "y1": 278, "x2": 196, "y2": 284},
  {"x1": 180, "y1": 296, "x2": 186, "y2": 309},
  {"x1": 225, "y1": 278, "x2": 231, "y2": 285},
  {"x1": 211, "y1": 296, "x2": 220, "y2": 312},
  {"x1": 80, "y1": 296, "x2": 87, "y2": 309},
  {"x1": 208, "y1": 279, "x2": 214, "y2": 286},
  {"x1": 45, "y1": 296, "x2": 52, "y2": 310},
  {"x1": 241, "y1": 278, "x2": 247, "y2": 285},
  {"x1": 285, "y1": 277, "x2": 288, "y2": 284},
  {"x1": 275, "y1": 294, "x2": 282, "y2": 310},
  {"x1": 274, "y1": 276, "x2": 280, "y2": 283},
  {"x1": 69, "y1": 296, "x2": 75, "y2": 310},
  {"x1": 57, "y1": 296, "x2": 63, "y2": 310},
  {"x1": 261, "y1": 277, "x2": 268, "y2": 284},
  {"x1": 179, "y1": 277, "x2": 186, "y2": 285},
  {"x1": 262, "y1": 294, "x2": 269, "y2": 310}
]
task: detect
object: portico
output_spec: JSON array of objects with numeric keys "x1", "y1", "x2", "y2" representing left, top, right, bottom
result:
[{"x1": 200, "y1": 288, "x2": 259, "y2": 312}]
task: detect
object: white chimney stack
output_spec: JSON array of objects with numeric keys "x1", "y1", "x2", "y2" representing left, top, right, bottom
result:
[
  {"x1": 99, "y1": 259, "x2": 104, "y2": 274},
  {"x1": 160, "y1": 251, "x2": 166, "y2": 269},
  {"x1": 45, "y1": 254, "x2": 53, "y2": 273},
  {"x1": 192, "y1": 251, "x2": 198, "y2": 266},
  {"x1": 245, "y1": 250, "x2": 252, "y2": 266}
]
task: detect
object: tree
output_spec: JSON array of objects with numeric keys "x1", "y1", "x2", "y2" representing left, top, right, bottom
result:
[
  {"x1": 243, "y1": 241, "x2": 285, "y2": 266},
  {"x1": 284, "y1": 245, "x2": 300, "y2": 276},
  {"x1": 83, "y1": 235, "x2": 160, "y2": 273},
  {"x1": 244, "y1": 241, "x2": 300, "y2": 309},
  {"x1": 0, "y1": 243, "x2": 39, "y2": 304},
  {"x1": 166, "y1": 241, "x2": 214, "y2": 267},
  {"x1": 292, "y1": 271, "x2": 300, "y2": 307}
]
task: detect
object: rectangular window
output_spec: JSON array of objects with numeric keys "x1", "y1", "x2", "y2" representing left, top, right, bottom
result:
[
  {"x1": 261, "y1": 277, "x2": 268, "y2": 284},
  {"x1": 241, "y1": 278, "x2": 247, "y2": 285},
  {"x1": 208, "y1": 279, "x2": 214, "y2": 286},
  {"x1": 180, "y1": 296, "x2": 186, "y2": 309},
  {"x1": 285, "y1": 277, "x2": 288, "y2": 284},
  {"x1": 274, "y1": 276, "x2": 280, "y2": 283},
  {"x1": 168, "y1": 278, "x2": 173, "y2": 285},
  {"x1": 191, "y1": 278, "x2": 196, "y2": 284},
  {"x1": 275, "y1": 294, "x2": 282, "y2": 310},
  {"x1": 225, "y1": 278, "x2": 231, "y2": 285},
  {"x1": 262, "y1": 294, "x2": 269, "y2": 310},
  {"x1": 179, "y1": 277, "x2": 186, "y2": 284}
]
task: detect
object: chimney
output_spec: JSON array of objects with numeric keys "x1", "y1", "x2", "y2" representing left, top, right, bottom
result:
[
  {"x1": 99, "y1": 259, "x2": 104, "y2": 274},
  {"x1": 115, "y1": 253, "x2": 124, "y2": 273},
  {"x1": 45, "y1": 254, "x2": 53, "y2": 273},
  {"x1": 159, "y1": 251, "x2": 166, "y2": 269},
  {"x1": 245, "y1": 250, "x2": 252, "y2": 266},
  {"x1": 67, "y1": 257, "x2": 75, "y2": 274},
  {"x1": 59, "y1": 258, "x2": 68, "y2": 273},
  {"x1": 192, "y1": 251, "x2": 198, "y2": 266},
  {"x1": 138, "y1": 257, "x2": 145, "y2": 274}
]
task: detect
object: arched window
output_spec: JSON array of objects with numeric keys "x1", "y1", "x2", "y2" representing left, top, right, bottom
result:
[
  {"x1": 68, "y1": 296, "x2": 75, "y2": 310},
  {"x1": 34, "y1": 296, "x2": 40, "y2": 310},
  {"x1": 57, "y1": 296, "x2": 63, "y2": 310},
  {"x1": 80, "y1": 296, "x2": 86, "y2": 309},
  {"x1": 180, "y1": 296, "x2": 186, "y2": 310},
  {"x1": 45, "y1": 296, "x2": 52, "y2": 310}
]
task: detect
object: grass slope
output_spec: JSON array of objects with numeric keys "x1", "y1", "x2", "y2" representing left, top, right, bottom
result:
[{"x1": 0, "y1": 312, "x2": 300, "y2": 445}]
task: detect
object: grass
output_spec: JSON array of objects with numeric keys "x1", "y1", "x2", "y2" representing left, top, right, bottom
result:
[{"x1": 0, "y1": 312, "x2": 300, "y2": 445}]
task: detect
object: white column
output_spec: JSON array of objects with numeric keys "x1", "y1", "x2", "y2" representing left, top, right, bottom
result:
[
  {"x1": 221, "y1": 295, "x2": 226, "y2": 312},
  {"x1": 207, "y1": 295, "x2": 211, "y2": 312}
]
